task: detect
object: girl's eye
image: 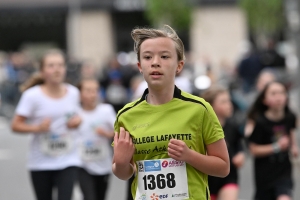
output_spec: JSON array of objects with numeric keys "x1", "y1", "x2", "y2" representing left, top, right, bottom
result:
[
  {"x1": 161, "y1": 55, "x2": 169, "y2": 59},
  {"x1": 144, "y1": 56, "x2": 151, "y2": 60}
]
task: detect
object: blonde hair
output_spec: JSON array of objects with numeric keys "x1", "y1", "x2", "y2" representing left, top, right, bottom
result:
[
  {"x1": 131, "y1": 25, "x2": 185, "y2": 62},
  {"x1": 201, "y1": 86, "x2": 228, "y2": 105},
  {"x1": 20, "y1": 49, "x2": 65, "y2": 92}
]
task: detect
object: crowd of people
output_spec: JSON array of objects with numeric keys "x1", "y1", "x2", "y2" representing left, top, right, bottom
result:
[{"x1": 0, "y1": 24, "x2": 298, "y2": 200}]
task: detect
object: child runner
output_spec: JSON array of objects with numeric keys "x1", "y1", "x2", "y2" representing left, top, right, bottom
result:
[
  {"x1": 202, "y1": 86, "x2": 245, "y2": 200},
  {"x1": 77, "y1": 78, "x2": 115, "y2": 200},
  {"x1": 11, "y1": 49, "x2": 81, "y2": 200},
  {"x1": 112, "y1": 25, "x2": 230, "y2": 200},
  {"x1": 246, "y1": 81, "x2": 299, "y2": 200}
]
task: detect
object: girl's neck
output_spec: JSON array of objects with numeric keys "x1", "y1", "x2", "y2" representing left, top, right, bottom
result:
[
  {"x1": 41, "y1": 83, "x2": 66, "y2": 98},
  {"x1": 82, "y1": 103, "x2": 97, "y2": 111},
  {"x1": 147, "y1": 85, "x2": 175, "y2": 105},
  {"x1": 264, "y1": 108, "x2": 285, "y2": 121},
  {"x1": 218, "y1": 117, "x2": 226, "y2": 126}
]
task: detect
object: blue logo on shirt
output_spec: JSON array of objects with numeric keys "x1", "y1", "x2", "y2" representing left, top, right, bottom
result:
[{"x1": 144, "y1": 160, "x2": 161, "y2": 172}]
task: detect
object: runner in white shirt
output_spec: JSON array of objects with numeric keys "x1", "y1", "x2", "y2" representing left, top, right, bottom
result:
[
  {"x1": 77, "y1": 79, "x2": 115, "y2": 200},
  {"x1": 11, "y1": 49, "x2": 82, "y2": 200}
]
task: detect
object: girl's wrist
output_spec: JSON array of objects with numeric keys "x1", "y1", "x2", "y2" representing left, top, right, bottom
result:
[{"x1": 272, "y1": 142, "x2": 281, "y2": 153}]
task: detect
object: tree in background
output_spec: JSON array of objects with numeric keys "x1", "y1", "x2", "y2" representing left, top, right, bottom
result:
[
  {"x1": 239, "y1": 0, "x2": 284, "y2": 48},
  {"x1": 144, "y1": 0, "x2": 193, "y2": 31}
]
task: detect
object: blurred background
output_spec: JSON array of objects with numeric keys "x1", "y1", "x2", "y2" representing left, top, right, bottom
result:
[{"x1": 0, "y1": 0, "x2": 300, "y2": 199}]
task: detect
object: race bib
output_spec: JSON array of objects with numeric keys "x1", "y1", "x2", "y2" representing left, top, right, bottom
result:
[
  {"x1": 80, "y1": 140, "x2": 107, "y2": 161},
  {"x1": 40, "y1": 133, "x2": 72, "y2": 157},
  {"x1": 135, "y1": 158, "x2": 189, "y2": 200}
]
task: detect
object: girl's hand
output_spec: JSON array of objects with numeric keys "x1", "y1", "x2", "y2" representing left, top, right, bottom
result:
[
  {"x1": 37, "y1": 118, "x2": 51, "y2": 133},
  {"x1": 291, "y1": 145, "x2": 299, "y2": 158},
  {"x1": 67, "y1": 115, "x2": 81, "y2": 129},
  {"x1": 168, "y1": 139, "x2": 191, "y2": 161},
  {"x1": 113, "y1": 127, "x2": 135, "y2": 165},
  {"x1": 232, "y1": 152, "x2": 245, "y2": 168},
  {"x1": 278, "y1": 135, "x2": 290, "y2": 151}
]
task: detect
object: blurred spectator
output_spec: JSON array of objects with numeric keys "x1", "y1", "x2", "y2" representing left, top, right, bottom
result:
[
  {"x1": 256, "y1": 69, "x2": 277, "y2": 92},
  {"x1": 1, "y1": 51, "x2": 35, "y2": 105},
  {"x1": 259, "y1": 39, "x2": 285, "y2": 69},
  {"x1": 0, "y1": 51, "x2": 8, "y2": 85},
  {"x1": 130, "y1": 75, "x2": 144, "y2": 101},
  {"x1": 99, "y1": 56, "x2": 138, "y2": 112},
  {"x1": 237, "y1": 46, "x2": 263, "y2": 94},
  {"x1": 80, "y1": 61, "x2": 98, "y2": 80},
  {"x1": 65, "y1": 57, "x2": 82, "y2": 86}
]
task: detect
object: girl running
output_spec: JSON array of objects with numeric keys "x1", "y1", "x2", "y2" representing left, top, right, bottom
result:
[
  {"x1": 112, "y1": 25, "x2": 230, "y2": 200},
  {"x1": 77, "y1": 79, "x2": 116, "y2": 200},
  {"x1": 246, "y1": 81, "x2": 299, "y2": 200},
  {"x1": 11, "y1": 49, "x2": 81, "y2": 200},
  {"x1": 202, "y1": 86, "x2": 245, "y2": 200}
]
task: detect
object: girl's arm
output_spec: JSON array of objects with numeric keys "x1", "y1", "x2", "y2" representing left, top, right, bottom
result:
[
  {"x1": 11, "y1": 115, "x2": 50, "y2": 134},
  {"x1": 290, "y1": 128, "x2": 299, "y2": 157},
  {"x1": 96, "y1": 128, "x2": 114, "y2": 138},
  {"x1": 244, "y1": 119, "x2": 255, "y2": 137},
  {"x1": 249, "y1": 135, "x2": 290, "y2": 157},
  {"x1": 168, "y1": 138, "x2": 229, "y2": 177}
]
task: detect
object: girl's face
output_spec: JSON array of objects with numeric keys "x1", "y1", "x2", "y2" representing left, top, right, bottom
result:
[
  {"x1": 80, "y1": 80, "x2": 99, "y2": 106},
  {"x1": 263, "y1": 82, "x2": 287, "y2": 111},
  {"x1": 138, "y1": 37, "x2": 184, "y2": 90},
  {"x1": 212, "y1": 92, "x2": 233, "y2": 118},
  {"x1": 41, "y1": 54, "x2": 66, "y2": 85}
]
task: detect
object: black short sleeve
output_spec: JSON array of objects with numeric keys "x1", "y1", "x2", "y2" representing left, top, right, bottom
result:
[{"x1": 248, "y1": 122, "x2": 264, "y2": 144}]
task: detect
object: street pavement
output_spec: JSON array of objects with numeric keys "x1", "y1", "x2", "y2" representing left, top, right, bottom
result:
[{"x1": 0, "y1": 116, "x2": 300, "y2": 200}]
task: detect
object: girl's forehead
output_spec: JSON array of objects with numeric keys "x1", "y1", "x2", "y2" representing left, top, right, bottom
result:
[
  {"x1": 141, "y1": 37, "x2": 176, "y2": 51},
  {"x1": 268, "y1": 83, "x2": 285, "y2": 90}
]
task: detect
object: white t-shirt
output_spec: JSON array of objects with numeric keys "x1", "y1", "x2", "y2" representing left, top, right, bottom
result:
[
  {"x1": 15, "y1": 84, "x2": 81, "y2": 170},
  {"x1": 77, "y1": 104, "x2": 116, "y2": 175}
]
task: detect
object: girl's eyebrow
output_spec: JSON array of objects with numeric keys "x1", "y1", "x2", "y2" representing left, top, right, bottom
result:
[{"x1": 141, "y1": 50, "x2": 171, "y2": 54}]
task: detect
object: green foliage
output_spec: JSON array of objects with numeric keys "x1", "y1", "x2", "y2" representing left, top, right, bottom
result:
[
  {"x1": 145, "y1": 0, "x2": 192, "y2": 31},
  {"x1": 239, "y1": 0, "x2": 284, "y2": 35}
]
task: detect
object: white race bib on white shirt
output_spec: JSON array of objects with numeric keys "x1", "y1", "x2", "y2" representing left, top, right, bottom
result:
[
  {"x1": 40, "y1": 133, "x2": 72, "y2": 157},
  {"x1": 80, "y1": 140, "x2": 107, "y2": 161},
  {"x1": 135, "y1": 158, "x2": 189, "y2": 200}
]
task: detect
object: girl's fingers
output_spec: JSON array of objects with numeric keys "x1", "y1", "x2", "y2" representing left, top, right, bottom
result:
[
  {"x1": 168, "y1": 152, "x2": 178, "y2": 160},
  {"x1": 168, "y1": 147, "x2": 180, "y2": 157},
  {"x1": 119, "y1": 127, "x2": 126, "y2": 139},
  {"x1": 129, "y1": 136, "x2": 133, "y2": 146},
  {"x1": 168, "y1": 142, "x2": 178, "y2": 150},
  {"x1": 125, "y1": 131, "x2": 130, "y2": 141},
  {"x1": 114, "y1": 132, "x2": 119, "y2": 144}
]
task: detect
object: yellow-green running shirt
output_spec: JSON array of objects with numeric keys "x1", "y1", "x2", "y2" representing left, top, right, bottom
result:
[{"x1": 114, "y1": 86, "x2": 224, "y2": 200}]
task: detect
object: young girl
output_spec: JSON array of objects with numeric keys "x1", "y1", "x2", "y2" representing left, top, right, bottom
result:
[
  {"x1": 11, "y1": 49, "x2": 81, "y2": 200},
  {"x1": 112, "y1": 25, "x2": 229, "y2": 200},
  {"x1": 77, "y1": 79, "x2": 116, "y2": 200},
  {"x1": 246, "y1": 81, "x2": 299, "y2": 200},
  {"x1": 202, "y1": 86, "x2": 245, "y2": 200}
]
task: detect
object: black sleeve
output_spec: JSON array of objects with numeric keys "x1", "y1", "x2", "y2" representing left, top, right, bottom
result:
[
  {"x1": 231, "y1": 122, "x2": 244, "y2": 154},
  {"x1": 289, "y1": 113, "x2": 297, "y2": 129},
  {"x1": 248, "y1": 122, "x2": 264, "y2": 144}
]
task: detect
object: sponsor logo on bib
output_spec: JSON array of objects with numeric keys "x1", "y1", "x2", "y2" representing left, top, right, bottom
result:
[{"x1": 144, "y1": 160, "x2": 161, "y2": 172}]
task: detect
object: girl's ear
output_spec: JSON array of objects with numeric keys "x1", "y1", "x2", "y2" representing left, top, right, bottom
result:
[
  {"x1": 137, "y1": 62, "x2": 142, "y2": 73},
  {"x1": 176, "y1": 60, "x2": 184, "y2": 75}
]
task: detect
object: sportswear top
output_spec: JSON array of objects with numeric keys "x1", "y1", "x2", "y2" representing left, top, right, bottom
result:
[
  {"x1": 15, "y1": 84, "x2": 81, "y2": 170},
  {"x1": 248, "y1": 111, "x2": 296, "y2": 189},
  {"x1": 77, "y1": 104, "x2": 116, "y2": 175},
  {"x1": 114, "y1": 86, "x2": 224, "y2": 200}
]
